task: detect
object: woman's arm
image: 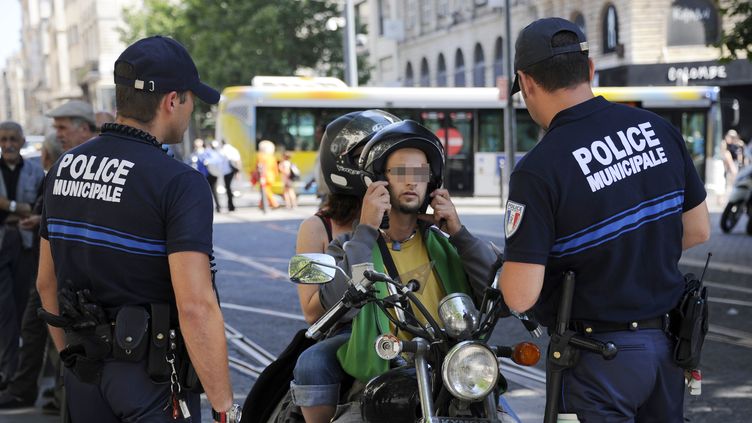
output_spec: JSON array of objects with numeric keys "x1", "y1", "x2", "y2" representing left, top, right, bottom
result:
[{"x1": 295, "y1": 216, "x2": 329, "y2": 323}]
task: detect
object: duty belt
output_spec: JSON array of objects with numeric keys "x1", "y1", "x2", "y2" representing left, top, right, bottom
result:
[{"x1": 570, "y1": 314, "x2": 669, "y2": 334}]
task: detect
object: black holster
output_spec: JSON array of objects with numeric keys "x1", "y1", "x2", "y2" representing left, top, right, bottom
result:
[
  {"x1": 59, "y1": 324, "x2": 113, "y2": 384},
  {"x1": 669, "y1": 273, "x2": 709, "y2": 369}
]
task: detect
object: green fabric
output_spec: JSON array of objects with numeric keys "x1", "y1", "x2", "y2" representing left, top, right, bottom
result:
[{"x1": 336, "y1": 229, "x2": 471, "y2": 382}]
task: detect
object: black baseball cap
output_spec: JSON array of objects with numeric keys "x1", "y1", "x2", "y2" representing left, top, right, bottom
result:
[
  {"x1": 114, "y1": 36, "x2": 220, "y2": 104},
  {"x1": 510, "y1": 17, "x2": 589, "y2": 95}
]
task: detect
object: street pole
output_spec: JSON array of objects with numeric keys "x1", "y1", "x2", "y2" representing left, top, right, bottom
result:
[
  {"x1": 344, "y1": 0, "x2": 358, "y2": 87},
  {"x1": 502, "y1": 0, "x2": 517, "y2": 207}
]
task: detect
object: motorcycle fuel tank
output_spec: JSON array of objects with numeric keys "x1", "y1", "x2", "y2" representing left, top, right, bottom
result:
[{"x1": 361, "y1": 366, "x2": 420, "y2": 423}]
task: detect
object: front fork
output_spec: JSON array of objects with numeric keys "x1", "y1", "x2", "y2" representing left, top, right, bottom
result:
[{"x1": 414, "y1": 337, "x2": 502, "y2": 423}]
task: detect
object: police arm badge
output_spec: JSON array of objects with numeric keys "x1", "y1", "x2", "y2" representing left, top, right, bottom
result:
[{"x1": 505, "y1": 201, "x2": 525, "y2": 238}]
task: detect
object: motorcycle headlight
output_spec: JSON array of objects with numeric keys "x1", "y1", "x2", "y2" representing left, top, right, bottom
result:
[
  {"x1": 438, "y1": 293, "x2": 479, "y2": 339},
  {"x1": 441, "y1": 341, "x2": 498, "y2": 401}
]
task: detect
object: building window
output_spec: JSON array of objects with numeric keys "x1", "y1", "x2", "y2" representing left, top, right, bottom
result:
[
  {"x1": 602, "y1": 4, "x2": 619, "y2": 54},
  {"x1": 454, "y1": 49, "x2": 465, "y2": 87},
  {"x1": 437, "y1": 53, "x2": 447, "y2": 86},
  {"x1": 667, "y1": 0, "x2": 720, "y2": 46},
  {"x1": 473, "y1": 43, "x2": 485, "y2": 87},
  {"x1": 405, "y1": 61, "x2": 414, "y2": 87},
  {"x1": 420, "y1": 0, "x2": 432, "y2": 31},
  {"x1": 493, "y1": 37, "x2": 503, "y2": 82},
  {"x1": 572, "y1": 11, "x2": 586, "y2": 35},
  {"x1": 420, "y1": 58, "x2": 430, "y2": 86}
]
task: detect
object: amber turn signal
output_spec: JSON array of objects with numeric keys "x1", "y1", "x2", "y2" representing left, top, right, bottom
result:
[{"x1": 511, "y1": 342, "x2": 541, "y2": 366}]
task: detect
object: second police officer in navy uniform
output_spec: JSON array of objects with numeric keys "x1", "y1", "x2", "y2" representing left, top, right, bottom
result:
[
  {"x1": 37, "y1": 36, "x2": 241, "y2": 422},
  {"x1": 498, "y1": 18, "x2": 711, "y2": 422}
]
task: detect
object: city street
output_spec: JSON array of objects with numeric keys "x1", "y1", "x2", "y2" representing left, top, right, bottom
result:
[{"x1": 2, "y1": 186, "x2": 751, "y2": 422}]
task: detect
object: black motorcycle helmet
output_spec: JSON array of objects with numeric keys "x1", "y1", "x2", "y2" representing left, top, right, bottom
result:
[
  {"x1": 358, "y1": 120, "x2": 445, "y2": 212},
  {"x1": 320, "y1": 110, "x2": 401, "y2": 197}
]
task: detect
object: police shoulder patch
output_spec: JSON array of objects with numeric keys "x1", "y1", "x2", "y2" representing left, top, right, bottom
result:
[{"x1": 505, "y1": 201, "x2": 526, "y2": 239}]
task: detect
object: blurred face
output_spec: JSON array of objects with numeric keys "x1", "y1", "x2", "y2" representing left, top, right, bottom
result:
[
  {"x1": 0, "y1": 129, "x2": 24, "y2": 165},
  {"x1": 53, "y1": 117, "x2": 91, "y2": 151},
  {"x1": 385, "y1": 147, "x2": 430, "y2": 214}
]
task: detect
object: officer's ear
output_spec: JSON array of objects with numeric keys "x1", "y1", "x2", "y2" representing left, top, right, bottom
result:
[{"x1": 588, "y1": 58, "x2": 595, "y2": 82}]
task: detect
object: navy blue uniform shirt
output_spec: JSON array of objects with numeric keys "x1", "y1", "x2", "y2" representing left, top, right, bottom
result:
[
  {"x1": 40, "y1": 131, "x2": 214, "y2": 309},
  {"x1": 504, "y1": 96, "x2": 706, "y2": 326}
]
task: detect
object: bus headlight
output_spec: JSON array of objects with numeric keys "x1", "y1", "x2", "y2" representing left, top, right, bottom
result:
[{"x1": 441, "y1": 341, "x2": 498, "y2": 401}]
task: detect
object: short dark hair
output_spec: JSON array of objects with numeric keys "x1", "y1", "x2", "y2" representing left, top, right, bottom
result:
[
  {"x1": 523, "y1": 31, "x2": 590, "y2": 92},
  {"x1": 319, "y1": 193, "x2": 360, "y2": 226},
  {"x1": 114, "y1": 62, "x2": 188, "y2": 123}
]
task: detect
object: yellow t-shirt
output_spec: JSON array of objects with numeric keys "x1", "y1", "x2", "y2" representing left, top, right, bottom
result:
[{"x1": 384, "y1": 231, "x2": 446, "y2": 339}]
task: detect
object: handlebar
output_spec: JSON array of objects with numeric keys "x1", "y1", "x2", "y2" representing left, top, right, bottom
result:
[{"x1": 305, "y1": 299, "x2": 350, "y2": 340}]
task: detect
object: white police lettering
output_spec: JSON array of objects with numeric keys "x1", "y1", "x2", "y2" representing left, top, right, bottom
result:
[
  {"x1": 53, "y1": 154, "x2": 134, "y2": 203},
  {"x1": 571, "y1": 121, "x2": 668, "y2": 193}
]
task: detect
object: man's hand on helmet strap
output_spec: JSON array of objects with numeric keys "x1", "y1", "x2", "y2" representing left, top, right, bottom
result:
[
  {"x1": 419, "y1": 188, "x2": 461, "y2": 236},
  {"x1": 360, "y1": 180, "x2": 391, "y2": 229}
]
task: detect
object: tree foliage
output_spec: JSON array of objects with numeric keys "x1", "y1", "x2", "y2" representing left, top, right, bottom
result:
[
  {"x1": 120, "y1": 0, "x2": 371, "y2": 91},
  {"x1": 716, "y1": 0, "x2": 752, "y2": 62}
]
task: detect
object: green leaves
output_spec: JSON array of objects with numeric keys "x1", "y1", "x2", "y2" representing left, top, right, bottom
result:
[
  {"x1": 715, "y1": 0, "x2": 752, "y2": 62},
  {"x1": 119, "y1": 0, "x2": 370, "y2": 90}
]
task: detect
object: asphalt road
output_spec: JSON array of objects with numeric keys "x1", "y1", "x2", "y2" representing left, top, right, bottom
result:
[{"x1": 3, "y1": 190, "x2": 751, "y2": 422}]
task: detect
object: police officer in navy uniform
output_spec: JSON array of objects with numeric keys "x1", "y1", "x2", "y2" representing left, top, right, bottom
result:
[
  {"x1": 37, "y1": 36, "x2": 240, "y2": 422},
  {"x1": 498, "y1": 18, "x2": 710, "y2": 421}
]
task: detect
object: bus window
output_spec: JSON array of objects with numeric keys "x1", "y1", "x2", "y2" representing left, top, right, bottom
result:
[
  {"x1": 516, "y1": 111, "x2": 542, "y2": 152},
  {"x1": 478, "y1": 110, "x2": 503, "y2": 152},
  {"x1": 682, "y1": 111, "x2": 707, "y2": 180}
]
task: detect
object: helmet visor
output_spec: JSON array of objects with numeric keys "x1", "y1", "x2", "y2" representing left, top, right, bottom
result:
[{"x1": 329, "y1": 110, "x2": 400, "y2": 157}]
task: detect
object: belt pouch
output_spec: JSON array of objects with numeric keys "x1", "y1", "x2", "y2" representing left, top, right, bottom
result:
[
  {"x1": 113, "y1": 306, "x2": 150, "y2": 362},
  {"x1": 148, "y1": 303, "x2": 171, "y2": 383},
  {"x1": 673, "y1": 286, "x2": 708, "y2": 369}
]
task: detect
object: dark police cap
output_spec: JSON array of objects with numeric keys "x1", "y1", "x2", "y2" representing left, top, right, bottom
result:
[
  {"x1": 510, "y1": 17, "x2": 589, "y2": 95},
  {"x1": 114, "y1": 36, "x2": 220, "y2": 104}
]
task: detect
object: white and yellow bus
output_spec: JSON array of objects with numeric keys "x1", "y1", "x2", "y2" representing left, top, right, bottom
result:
[{"x1": 216, "y1": 77, "x2": 722, "y2": 197}]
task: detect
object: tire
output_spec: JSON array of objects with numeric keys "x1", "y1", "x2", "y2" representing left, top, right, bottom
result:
[
  {"x1": 720, "y1": 201, "x2": 745, "y2": 233},
  {"x1": 746, "y1": 213, "x2": 752, "y2": 236}
]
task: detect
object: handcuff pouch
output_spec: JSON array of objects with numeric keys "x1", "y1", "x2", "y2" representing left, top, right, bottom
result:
[{"x1": 112, "y1": 306, "x2": 150, "y2": 362}]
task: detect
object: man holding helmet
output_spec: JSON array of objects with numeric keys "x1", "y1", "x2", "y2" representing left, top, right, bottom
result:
[{"x1": 293, "y1": 119, "x2": 498, "y2": 423}]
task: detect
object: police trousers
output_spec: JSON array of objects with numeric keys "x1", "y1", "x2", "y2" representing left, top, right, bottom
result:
[
  {"x1": 559, "y1": 329, "x2": 684, "y2": 423},
  {"x1": 65, "y1": 358, "x2": 200, "y2": 423}
]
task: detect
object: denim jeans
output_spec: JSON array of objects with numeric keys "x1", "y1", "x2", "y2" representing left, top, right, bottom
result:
[{"x1": 290, "y1": 331, "x2": 350, "y2": 407}]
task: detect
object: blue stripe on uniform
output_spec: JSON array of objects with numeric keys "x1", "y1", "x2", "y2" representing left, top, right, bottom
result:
[
  {"x1": 47, "y1": 218, "x2": 165, "y2": 244},
  {"x1": 47, "y1": 223, "x2": 166, "y2": 255},
  {"x1": 47, "y1": 235, "x2": 166, "y2": 257},
  {"x1": 550, "y1": 194, "x2": 684, "y2": 258}
]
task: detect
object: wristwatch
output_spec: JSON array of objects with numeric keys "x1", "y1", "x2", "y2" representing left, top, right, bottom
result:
[
  {"x1": 8, "y1": 200, "x2": 16, "y2": 213},
  {"x1": 211, "y1": 403, "x2": 242, "y2": 423}
]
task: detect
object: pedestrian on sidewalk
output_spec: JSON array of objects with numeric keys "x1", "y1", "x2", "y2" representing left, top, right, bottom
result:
[
  {"x1": 278, "y1": 152, "x2": 298, "y2": 209},
  {"x1": 0, "y1": 132, "x2": 64, "y2": 413},
  {"x1": 219, "y1": 140, "x2": 241, "y2": 212},
  {"x1": 254, "y1": 140, "x2": 280, "y2": 210},
  {"x1": 0, "y1": 121, "x2": 45, "y2": 392}
]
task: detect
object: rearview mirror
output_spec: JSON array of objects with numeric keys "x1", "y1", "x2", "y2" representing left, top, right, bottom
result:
[{"x1": 288, "y1": 254, "x2": 337, "y2": 284}]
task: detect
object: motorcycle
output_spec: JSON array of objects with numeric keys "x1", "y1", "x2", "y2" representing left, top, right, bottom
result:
[
  {"x1": 263, "y1": 253, "x2": 541, "y2": 423},
  {"x1": 721, "y1": 164, "x2": 752, "y2": 234}
]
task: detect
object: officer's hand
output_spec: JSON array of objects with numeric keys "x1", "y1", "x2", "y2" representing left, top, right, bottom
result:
[
  {"x1": 360, "y1": 181, "x2": 391, "y2": 229},
  {"x1": 418, "y1": 189, "x2": 462, "y2": 236}
]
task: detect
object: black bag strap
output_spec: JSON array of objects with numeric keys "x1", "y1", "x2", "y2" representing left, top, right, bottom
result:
[{"x1": 376, "y1": 235, "x2": 422, "y2": 329}]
